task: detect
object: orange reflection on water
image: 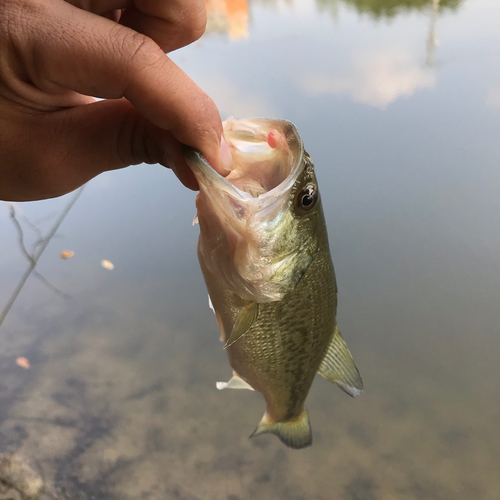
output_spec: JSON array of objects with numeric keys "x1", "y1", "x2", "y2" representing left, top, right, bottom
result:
[{"x1": 206, "y1": 0, "x2": 249, "y2": 40}]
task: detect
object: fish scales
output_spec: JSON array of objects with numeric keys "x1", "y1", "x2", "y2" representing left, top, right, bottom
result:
[
  {"x1": 228, "y1": 214, "x2": 337, "y2": 422},
  {"x1": 185, "y1": 117, "x2": 362, "y2": 449}
]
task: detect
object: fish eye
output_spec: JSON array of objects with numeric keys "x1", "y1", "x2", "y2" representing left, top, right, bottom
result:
[
  {"x1": 301, "y1": 193, "x2": 314, "y2": 207},
  {"x1": 295, "y1": 184, "x2": 318, "y2": 214}
]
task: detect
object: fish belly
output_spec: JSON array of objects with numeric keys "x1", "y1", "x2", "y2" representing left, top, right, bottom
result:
[{"x1": 200, "y1": 239, "x2": 338, "y2": 424}]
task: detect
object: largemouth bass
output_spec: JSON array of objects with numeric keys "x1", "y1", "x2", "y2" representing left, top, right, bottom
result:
[{"x1": 185, "y1": 117, "x2": 362, "y2": 449}]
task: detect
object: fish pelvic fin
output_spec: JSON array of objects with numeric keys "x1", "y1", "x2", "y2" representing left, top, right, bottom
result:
[
  {"x1": 208, "y1": 294, "x2": 215, "y2": 314},
  {"x1": 250, "y1": 409, "x2": 312, "y2": 450},
  {"x1": 224, "y1": 302, "x2": 259, "y2": 349},
  {"x1": 318, "y1": 325, "x2": 363, "y2": 397},
  {"x1": 216, "y1": 371, "x2": 254, "y2": 391}
]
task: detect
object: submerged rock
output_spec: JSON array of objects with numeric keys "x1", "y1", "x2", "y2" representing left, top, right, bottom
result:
[{"x1": 0, "y1": 453, "x2": 70, "y2": 500}]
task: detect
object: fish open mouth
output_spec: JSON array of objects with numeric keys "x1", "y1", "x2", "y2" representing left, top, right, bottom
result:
[
  {"x1": 185, "y1": 118, "x2": 315, "y2": 303},
  {"x1": 185, "y1": 118, "x2": 305, "y2": 205},
  {"x1": 222, "y1": 117, "x2": 304, "y2": 199}
]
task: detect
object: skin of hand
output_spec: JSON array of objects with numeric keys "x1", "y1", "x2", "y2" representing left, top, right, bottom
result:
[{"x1": 0, "y1": 0, "x2": 227, "y2": 201}]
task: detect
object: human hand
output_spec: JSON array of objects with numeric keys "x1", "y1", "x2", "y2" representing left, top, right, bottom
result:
[{"x1": 0, "y1": 0, "x2": 225, "y2": 201}]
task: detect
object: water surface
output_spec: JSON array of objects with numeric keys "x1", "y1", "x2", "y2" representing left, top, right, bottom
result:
[{"x1": 1, "y1": 0, "x2": 500, "y2": 498}]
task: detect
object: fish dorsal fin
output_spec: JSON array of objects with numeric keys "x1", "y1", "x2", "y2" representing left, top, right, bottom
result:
[
  {"x1": 224, "y1": 302, "x2": 259, "y2": 349},
  {"x1": 216, "y1": 371, "x2": 255, "y2": 391},
  {"x1": 318, "y1": 325, "x2": 363, "y2": 397},
  {"x1": 250, "y1": 408, "x2": 312, "y2": 450}
]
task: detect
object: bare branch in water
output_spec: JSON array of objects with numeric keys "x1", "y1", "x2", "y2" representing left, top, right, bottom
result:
[
  {"x1": 33, "y1": 210, "x2": 59, "y2": 226},
  {"x1": 5, "y1": 203, "x2": 35, "y2": 265},
  {"x1": 9, "y1": 202, "x2": 43, "y2": 239},
  {"x1": 5, "y1": 203, "x2": 71, "y2": 299},
  {"x1": 32, "y1": 270, "x2": 71, "y2": 299},
  {"x1": 0, "y1": 187, "x2": 84, "y2": 328},
  {"x1": 5, "y1": 204, "x2": 72, "y2": 299}
]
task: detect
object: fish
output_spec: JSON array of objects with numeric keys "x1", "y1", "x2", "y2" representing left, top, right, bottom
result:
[{"x1": 185, "y1": 117, "x2": 362, "y2": 449}]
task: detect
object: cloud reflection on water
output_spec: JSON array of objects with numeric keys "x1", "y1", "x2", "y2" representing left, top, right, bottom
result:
[
  {"x1": 196, "y1": 75, "x2": 277, "y2": 117},
  {"x1": 486, "y1": 86, "x2": 500, "y2": 112},
  {"x1": 302, "y1": 48, "x2": 435, "y2": 108}
]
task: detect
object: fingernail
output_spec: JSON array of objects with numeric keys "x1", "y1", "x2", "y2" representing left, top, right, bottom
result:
[{"x1": 220, "y1": 136, "x2": 233, "y2": 176}]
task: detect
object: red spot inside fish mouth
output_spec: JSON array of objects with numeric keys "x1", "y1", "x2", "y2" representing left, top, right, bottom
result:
[{"x1": 267, "y1": 131, "x2": 279, "y2": 149}]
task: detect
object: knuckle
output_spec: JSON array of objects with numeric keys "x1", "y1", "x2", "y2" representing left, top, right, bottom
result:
[
  {"x1": 119, "y1": 30, "x2": 163, "y2": 72},
  {"x1": 117, "y1": 107, "x2": 163, "y2": 166},
  {"x1": 177, "y1": 4, "x2": 207, "y2": 43}
]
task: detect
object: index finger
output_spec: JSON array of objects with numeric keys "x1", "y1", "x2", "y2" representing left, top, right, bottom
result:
[{"x1": 16, "y1": 0, "x2": 222, "y2": 170}]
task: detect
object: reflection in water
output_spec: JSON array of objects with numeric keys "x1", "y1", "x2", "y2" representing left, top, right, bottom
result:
[
  {"x1": 206, "y1": 0, "x2": 464, "y2": 38},
  {"x1": 195, "y1": 75, "x2": 276, "y2": 117},
  {"x1": 0, "y1": 188, "x2": 83, "y2": 330},
  {"x1": 2, "y1": 0, "x2": 500, "y2": 497},
  {"x1": 486, "y1": 86, "x2": 500, "y2": 111},
  {"x1": 332, "y1": 0, "x2": 461, "y2": 18},
  {"x1": 206, "y1": 0, "x2": 249, "y2": 40},
  {"x1": 302, "y1": 48, "x2": 435, "y2": 108},
  {"x1": 426, "y1": 0, "x2": 440, "y2": 67}
]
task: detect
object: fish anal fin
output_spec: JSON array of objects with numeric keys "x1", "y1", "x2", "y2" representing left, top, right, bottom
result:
[
  {"x1": 318, "y1": 325, "x2": 363, "y2": 398},
  {"x1": 250, "y1": 409, "x2": 312, "y2": 450},
  {"x1": 216, "y1": 371, "x2": 254, "y2": 391},
  {"x1": 224, "y1": 302, "x2": 259, "y2": 349}
]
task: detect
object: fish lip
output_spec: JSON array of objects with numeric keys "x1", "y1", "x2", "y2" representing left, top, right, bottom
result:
[
  {"x1": 183, "y1": 118, "x2": 305, "y2": 206},
  {"x1": 183, "y1": 146, "x2": 250, "y2": 200}
]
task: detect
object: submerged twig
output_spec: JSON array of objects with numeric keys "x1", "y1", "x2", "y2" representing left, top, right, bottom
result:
[
  {"x1": 5, "y1": 203, "x2": 71, "y2": 299},
  {"x1": 0, "y1": 186, "x2": 84, "y2": 328},
  {"x1": 33, "y1": 210, "x2": 58, "y2": 226},
  {"x1": 6, "y1": 203, "x2": 34, "y2": 265},
  {"x1": 32, "y1": 270, "x2": 71, "y2": 299},
  {"x1": 10, "y1": 202, "x2": 43, "y2": 239}
]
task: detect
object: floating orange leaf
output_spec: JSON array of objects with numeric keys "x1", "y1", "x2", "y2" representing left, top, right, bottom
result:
[
  {"x1": 60, "y1": 250, "x2": 75, "y2": 259},
  {"x1": 101, "y1": 259, "x2": 114, "y2": 270},
  {"x1": 16, "y1": 357, "x2": 30, "y2": 369}
]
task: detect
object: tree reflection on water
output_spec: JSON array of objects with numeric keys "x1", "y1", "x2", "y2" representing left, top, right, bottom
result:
[
  {"x1": 316, "y1": 0, "x2": 463, "y2": 19},
  {"x1": 350, "y1": 0, "x2": 460, "y2": 17},
  {"x1": 205, "y1": 0, "x2": 464, "y2": 41}
]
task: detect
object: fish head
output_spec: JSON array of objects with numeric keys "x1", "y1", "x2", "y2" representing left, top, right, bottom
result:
[{"x1": 185, "y1": 117, "x2": 323, "y2": 303}]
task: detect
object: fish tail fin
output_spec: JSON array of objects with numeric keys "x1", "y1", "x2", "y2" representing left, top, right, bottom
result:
[{"x1": 250, "y1": 408, "x2": 312, "y2": 449}]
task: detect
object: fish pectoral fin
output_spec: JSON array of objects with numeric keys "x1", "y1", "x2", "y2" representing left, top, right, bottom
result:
[
  {"x1": 250, "y1": 409, "x2": 312, "y2": 450},
  {"x1": 270, "y1": 244, "x2": 317, "y2": 291},
  {"x1": 223, "y1": 302, "x2": 259, "y2": 349},
  {"x1": 216, "y1": 371, "x2": 254, "y2": 391},
  {"x1": 318, "y1": 325, "x2": 363, "y2": 398}
]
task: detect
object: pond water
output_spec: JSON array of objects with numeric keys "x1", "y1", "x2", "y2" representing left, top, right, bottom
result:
[{"x1": 1, "y1": 0, "x2": 500, "y2": 498}]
